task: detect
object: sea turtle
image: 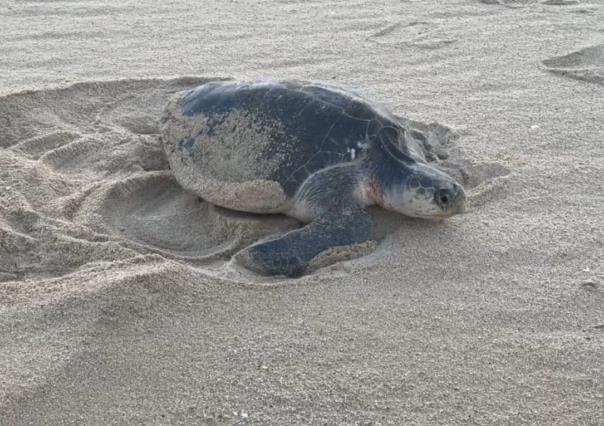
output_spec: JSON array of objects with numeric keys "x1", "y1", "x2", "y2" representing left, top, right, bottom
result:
[{"x1": 160, "y1": 80, "x2": 466, "y2": 277}]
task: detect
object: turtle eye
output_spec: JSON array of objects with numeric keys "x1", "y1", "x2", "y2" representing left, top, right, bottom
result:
[
  {"x1": 434, "y1": 188, "x2": 453, "y2": 207},
  {"x1": 434, "y1": 184, "x2": 464, "y2": 209}
]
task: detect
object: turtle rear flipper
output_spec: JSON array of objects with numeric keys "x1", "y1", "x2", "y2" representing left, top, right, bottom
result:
[{"x1": 235, "y1": 207, "x2": 372, "y2": 277}]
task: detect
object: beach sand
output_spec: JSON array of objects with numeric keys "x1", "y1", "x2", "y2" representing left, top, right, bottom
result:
[{"x1": 1, "y1": 0, "x2": 603, "y2": 424}]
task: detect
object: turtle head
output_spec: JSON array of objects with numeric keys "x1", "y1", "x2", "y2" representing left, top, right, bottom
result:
[
  {"x1": 369, "y1": 127, "x2": 466, "y2": 219},
  {"x1": 382, "y1": 162, "x2": 466, "y2": 219}
]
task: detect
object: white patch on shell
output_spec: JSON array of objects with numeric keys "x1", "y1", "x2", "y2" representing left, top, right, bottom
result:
[
  {"x1": 356, "y1": 141, "x2": 369, "y2": 150},
  {"x1": 346, "y1": 147, "x2": 357, "y2": 160}
]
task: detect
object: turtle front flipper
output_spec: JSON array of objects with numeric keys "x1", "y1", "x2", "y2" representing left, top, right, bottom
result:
[{"x1": 235, "y1": 208, "x2": 372, "y2": 277}]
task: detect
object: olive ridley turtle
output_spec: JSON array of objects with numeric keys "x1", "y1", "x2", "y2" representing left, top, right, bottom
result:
[{"x1": 160, "y1": 80, "x2": 466, "y2": 277}]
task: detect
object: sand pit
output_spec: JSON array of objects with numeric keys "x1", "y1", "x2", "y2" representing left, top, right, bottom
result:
[{"x1": 1, "y1": 0, "x2": 603, "y2": 424}]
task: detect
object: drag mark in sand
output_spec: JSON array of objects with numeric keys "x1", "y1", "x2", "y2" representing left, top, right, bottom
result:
[{"x1": 367, "y1": 20, "x2": 457, "y2": 50}]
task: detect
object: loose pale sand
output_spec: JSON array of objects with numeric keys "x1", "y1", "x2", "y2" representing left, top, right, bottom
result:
[{"x1": 1, "y1": 0, "x2": 603, "y2": 424}]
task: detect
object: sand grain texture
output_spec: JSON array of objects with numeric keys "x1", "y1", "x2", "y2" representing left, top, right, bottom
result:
[{"x1": 1, "y1": 0, "x2": 603, "y2": 424}]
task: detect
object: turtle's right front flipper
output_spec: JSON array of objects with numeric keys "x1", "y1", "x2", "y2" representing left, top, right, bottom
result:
[{"x1": 235, "y1": 208, "x2": 373, "y2": 277}]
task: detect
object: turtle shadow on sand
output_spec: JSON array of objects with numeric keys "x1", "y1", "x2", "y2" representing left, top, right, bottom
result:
[{"x1": 0, "y1": 77, "x2": 509, "y2": 282}]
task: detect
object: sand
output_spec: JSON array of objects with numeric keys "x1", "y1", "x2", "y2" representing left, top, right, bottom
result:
[
  {"x1": 1, "y1": 0, "x2": 603, "y2": 424},
  {"x1": 160, "y1": 87, "x2": 291, "y2": 213}
]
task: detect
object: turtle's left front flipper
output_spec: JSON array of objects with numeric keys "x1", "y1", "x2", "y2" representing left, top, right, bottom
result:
[{"x1": 235, "y1": 208, "x2": 373, "y2": 277}]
